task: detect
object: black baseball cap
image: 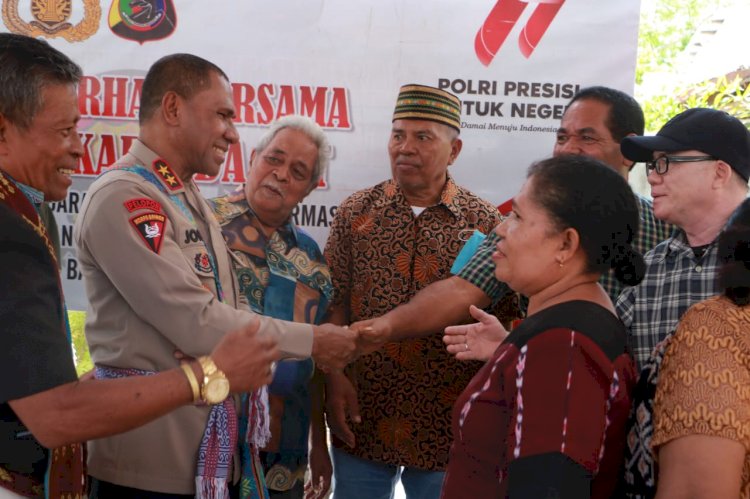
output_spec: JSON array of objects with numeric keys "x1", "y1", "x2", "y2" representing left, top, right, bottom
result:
[{"x1": 621, "y1": 108, "x2": 750, "y2": 181}]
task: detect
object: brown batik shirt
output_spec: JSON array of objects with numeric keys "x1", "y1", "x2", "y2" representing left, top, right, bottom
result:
[{"x1": 324, "y1": 176, "x2": 518, "y2": 470}]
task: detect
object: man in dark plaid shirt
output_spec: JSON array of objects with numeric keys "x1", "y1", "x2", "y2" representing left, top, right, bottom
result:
[
  {"x1": 453, "y1": 87, "x2": 673, "y2": 307},
  {"x1": 615, "y1": 107, "x2": 750, "y2": 369}
]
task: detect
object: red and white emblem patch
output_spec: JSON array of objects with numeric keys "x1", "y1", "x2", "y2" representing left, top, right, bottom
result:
[
  {"x1": 130, "y1": 212, "x2": 167, "y2": 254},
  {"x1": 194, "y1": 251, "x2": 213, "y2": 273}
]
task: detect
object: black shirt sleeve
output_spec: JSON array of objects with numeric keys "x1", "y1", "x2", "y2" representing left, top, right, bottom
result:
[
  {"x1": 0, "y1": 203, "x2": 77, "y2": 403},
  {"x1": 508, "y1": 452, "x2": 592, "y2": 499}
]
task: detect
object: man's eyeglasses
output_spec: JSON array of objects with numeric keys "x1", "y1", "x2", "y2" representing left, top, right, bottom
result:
[{"x1": 646, "y1": 155, "x2": 716, "y2": 175}]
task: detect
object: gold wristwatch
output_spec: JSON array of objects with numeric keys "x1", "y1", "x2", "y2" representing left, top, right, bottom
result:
[{"x1": 198, "y1": 356, "x2": 230, "y2": 405}]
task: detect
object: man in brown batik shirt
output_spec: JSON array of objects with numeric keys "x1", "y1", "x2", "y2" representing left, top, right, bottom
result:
[{"x1": 324, "y1": 84, "x2": 517, "y2": 499}]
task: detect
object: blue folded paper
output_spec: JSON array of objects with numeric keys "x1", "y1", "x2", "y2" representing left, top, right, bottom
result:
[{"x1": 450, "y1": 230, "x2": 486, "y2": 274}]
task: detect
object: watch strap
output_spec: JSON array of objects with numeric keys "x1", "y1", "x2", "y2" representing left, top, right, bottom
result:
[{"x1": 198, "y1": 355, "x2": 218, "y2": 377}]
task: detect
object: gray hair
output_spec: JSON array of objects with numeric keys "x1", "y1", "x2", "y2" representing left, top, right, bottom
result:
[
  {"x1": 0, "y1": 33, "x2": 82, "y2": 129},
  {"x1": 254, "y1": 115, "x2": 330, "y2": 184}
]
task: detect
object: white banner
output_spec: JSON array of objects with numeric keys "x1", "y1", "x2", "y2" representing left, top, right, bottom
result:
[{"x1": 1, "y1": 0, "x2": 641, "y2": 309}]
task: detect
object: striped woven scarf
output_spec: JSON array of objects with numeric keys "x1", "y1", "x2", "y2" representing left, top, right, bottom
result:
[{"x1": 94, "y1": 366, "x2": 270, "y2": 498}]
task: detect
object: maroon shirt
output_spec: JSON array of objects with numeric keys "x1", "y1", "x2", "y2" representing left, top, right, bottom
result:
[{"x1": 442, "y1": 301, "x2": 636, "y2": 498}]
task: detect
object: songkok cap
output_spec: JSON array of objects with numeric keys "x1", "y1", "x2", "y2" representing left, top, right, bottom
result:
[
  {"x1": 392, "y1": 84, "x2": 461, "y2": 132},
  {"x1": 621, "y1": 107, "x2": 750, "y2": 181}
]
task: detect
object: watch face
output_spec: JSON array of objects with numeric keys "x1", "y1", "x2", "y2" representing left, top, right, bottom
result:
[{"x1": 206, "y1": 378, "x2": 230, "y2": 403}]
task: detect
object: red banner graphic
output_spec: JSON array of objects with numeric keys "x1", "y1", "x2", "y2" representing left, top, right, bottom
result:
[{"x1": 475, "y1": 0, "x2": 566, "y2": 65}]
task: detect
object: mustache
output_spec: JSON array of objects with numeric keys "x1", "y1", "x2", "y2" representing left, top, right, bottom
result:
[
  {"x1": 261, "y1": 182, "x2": 285, "y2": 195},
  {"x1": 394, "y1": 156, "x2": 419, "y2": 166}
]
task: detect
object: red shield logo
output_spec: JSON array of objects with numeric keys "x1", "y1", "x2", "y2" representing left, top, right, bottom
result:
[{"x1": 130, "y1": 212, "x2": 167, "y2": 253}]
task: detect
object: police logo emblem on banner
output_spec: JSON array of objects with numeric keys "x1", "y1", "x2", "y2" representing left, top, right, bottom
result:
[
  {"x1": 1, "y1": 0, "x2": 101, "y2": 42},
  {"x1": 109, "y1": 0, "x2": 176, "y2": 44},
  {"x1": 130, "y1": 212, "x2": 167, "y2": 254}
]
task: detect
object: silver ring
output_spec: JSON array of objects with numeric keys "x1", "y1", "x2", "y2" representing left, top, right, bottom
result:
[{"x1": 464, "y1": 343, "x2": 469, "y2": 352}]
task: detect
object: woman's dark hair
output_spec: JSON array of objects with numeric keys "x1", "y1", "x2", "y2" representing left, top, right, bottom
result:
[
  {"x1": 527, "y1": 154, "x2": 645, "y2": 286},
  {"x1": 718, "y1": 198, "x2": 750, "y2": 306}
]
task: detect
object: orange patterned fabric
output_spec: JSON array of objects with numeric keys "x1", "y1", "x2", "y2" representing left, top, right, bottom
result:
[
  {"x1": 325, "y1": 176, "x2": 518, "y2": 470},
  {"x1": 653, "y1": 295, "x2": 750, "y2": 498}
]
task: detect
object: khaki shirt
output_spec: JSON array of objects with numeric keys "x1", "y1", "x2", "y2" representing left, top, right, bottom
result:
[{"x1": 74, "y1": 140, "x2": 312, "y2": 493}]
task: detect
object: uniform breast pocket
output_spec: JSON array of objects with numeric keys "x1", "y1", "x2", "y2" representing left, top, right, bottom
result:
[{"x1": 180, "y1": 240, "x2": 216, "y2": 285}]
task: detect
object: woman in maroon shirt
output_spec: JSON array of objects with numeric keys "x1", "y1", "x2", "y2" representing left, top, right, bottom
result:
[{"x1": 441, "y1": 155, "x2": 644, "y2": 498}]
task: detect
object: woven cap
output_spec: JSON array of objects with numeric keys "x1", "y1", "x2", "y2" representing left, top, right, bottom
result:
[{"x1": 393, "y1": 84, "x2": 461, "y2": 132}]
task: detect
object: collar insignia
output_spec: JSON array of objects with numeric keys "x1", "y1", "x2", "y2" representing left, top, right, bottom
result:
[{"x1": 152, "y1": 159, "x2": 182, "y2": 191}]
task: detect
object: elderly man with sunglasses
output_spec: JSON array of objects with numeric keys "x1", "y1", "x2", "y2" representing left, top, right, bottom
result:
[{"x1": 615, "y1": 107, "x2": 750, "y2": 369}]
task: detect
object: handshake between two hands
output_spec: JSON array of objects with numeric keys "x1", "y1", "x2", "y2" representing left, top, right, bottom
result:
[
  {"x1": 191, "y1": 317, "x2": 389, "y2": 395},
  {"x1": 196, "y1": 305, "x2": 509, "y2": 399},
  {"x1": 314, "y1": 305, "x2": 512, "y2": 372},
  {"x1": 311, "y1": 318, "x2": 390, "y2": 373},
  {"x1": 323, "y1": 306, "x2": 510, "y2": 449}
]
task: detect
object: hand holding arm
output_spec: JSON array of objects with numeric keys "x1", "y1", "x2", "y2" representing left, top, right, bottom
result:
[
  {"x1": 9, "y1": 319, "x2": 278, "y2": 448},
  {"x1": 443, "y1": 305, "x2": 508, "y2": 361}
]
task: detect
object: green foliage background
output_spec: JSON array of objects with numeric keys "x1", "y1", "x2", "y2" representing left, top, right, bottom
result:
[
  {"x1": 69, "y1": 310, "x2": 92, "y2": 376},
  {"x1": 635, "y1": 0, "x2": 716, "y2": 86},
  {"x1": 636, "y1": 0, "x2": 749, "y2": 131},
  {"x1": 643, "y1": 77, "x2": 750, "y2": 132}
]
